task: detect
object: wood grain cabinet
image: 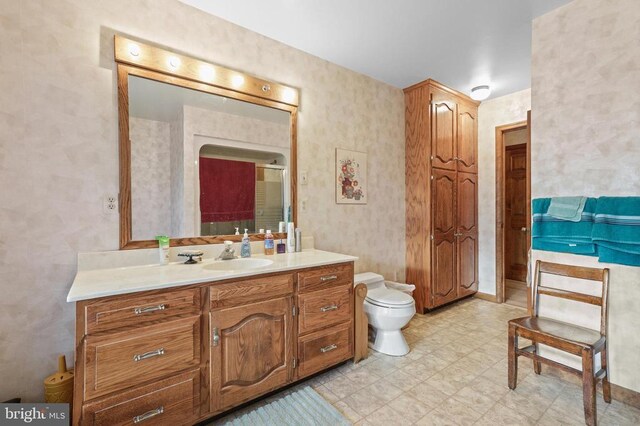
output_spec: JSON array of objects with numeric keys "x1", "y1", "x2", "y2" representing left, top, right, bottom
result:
[
  {"x1": 73, "y1": 262, "x2": 355, "y2": 425},
  {"x1": 405, "y1": 79, "x2": 479, "y2": 312}
]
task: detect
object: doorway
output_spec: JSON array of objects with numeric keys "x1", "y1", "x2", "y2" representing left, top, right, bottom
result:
[{"x1": 496, "y1": 112, "x2": 531, "y2": 309}]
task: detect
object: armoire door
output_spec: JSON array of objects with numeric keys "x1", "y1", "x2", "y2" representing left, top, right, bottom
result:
[
  {"x1": 210, "y1": 297, "x2": 293, "y2": 412},
  {"x1": 431, "y1": 89, "x2": 457, "y2": 171},
  {"x1": 456, "y1": 172, "x2": 478, "y2": 296},
  {"x1": 457, "y1": 103, "x2": 477, "y2": 173},
  {"x1": 431, "y1": 168, "x2": 458, "y2": 307}
]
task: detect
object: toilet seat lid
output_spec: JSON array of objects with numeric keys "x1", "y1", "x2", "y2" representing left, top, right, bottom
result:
[{"x1": 366, "y1": 288, "x2": 414, "y2": 307}]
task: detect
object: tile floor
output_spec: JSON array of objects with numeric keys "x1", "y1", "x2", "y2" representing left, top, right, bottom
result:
[{"x1": 213, "y1": 298, "x2": 640, "y2": 425}]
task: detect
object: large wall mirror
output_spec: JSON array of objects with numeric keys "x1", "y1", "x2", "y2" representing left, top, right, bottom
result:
[{"x1": 115, "y1": 36, "x2": 298, "y2": 249}]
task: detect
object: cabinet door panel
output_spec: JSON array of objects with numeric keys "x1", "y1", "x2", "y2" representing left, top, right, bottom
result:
[
  {"x1": 457, "y1": 234, "x2": 478, "y2": 297},
  {"x1": 457, "y1": 172, "x2": 478, "y2": 234},
  {"x1": 210, "y1": 297, "x2": 293, "y2": 412},
  {"x1": 431, "y1": 167, "x2": 457, "y2": 308},
  {"x1": 431, "y1": 90, "x2": 457, "y2": 171},
  {"x1": 431, "y1": 237, "x2": 457, "y2": 307},
  {"x1": 457, "y1": 104, "x2": 477, "y2": 173},
  {"x1": 432, "y1": 169, "x2": 456, "y2": 235}
]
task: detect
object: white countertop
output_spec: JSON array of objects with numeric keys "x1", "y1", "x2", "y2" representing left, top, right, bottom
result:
[{"x1": 67, "y1": 249, "x2": 357, "y2": 302}]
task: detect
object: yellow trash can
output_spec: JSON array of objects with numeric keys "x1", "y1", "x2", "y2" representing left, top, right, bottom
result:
[{"x1": 44, "y1": 355, "x2": 74, "y2": 407}]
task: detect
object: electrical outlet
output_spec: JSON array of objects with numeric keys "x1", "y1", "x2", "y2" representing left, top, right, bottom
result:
[
  {"x1": 301, "y1": 198, "x2": 308, "y2": 212},
  {"x1": 103, "y1": 194, "x2": 118, "y2": 214},
  {"x1": 300, "y1": 171, "x2": 308, "y2": 185}
]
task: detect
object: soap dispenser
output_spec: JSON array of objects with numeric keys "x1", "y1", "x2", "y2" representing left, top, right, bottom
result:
[{"x1": 241, "y1": 229, "x2": 251, "y2": 258}]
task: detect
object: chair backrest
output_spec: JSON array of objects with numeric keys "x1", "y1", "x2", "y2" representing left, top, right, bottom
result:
[{"x1": 532, "y1": 260, "x2": 610, "y2": 335}]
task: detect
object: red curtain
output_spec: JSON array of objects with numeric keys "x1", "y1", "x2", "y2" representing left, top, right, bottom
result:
[{"x1": 199, "y1": 157, "x2": 255, "y2": 222}]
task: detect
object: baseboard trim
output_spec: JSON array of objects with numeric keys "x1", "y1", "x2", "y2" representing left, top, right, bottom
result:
[
  {"x1": 474, "y1": 292, "x2": 498, "y2": 302},
  {"x1": 530, "y1": 362, "x2": 640, "y2": 409},
  {"x1": 611, "y1": 383, "x2": 640, "y2": 409}
]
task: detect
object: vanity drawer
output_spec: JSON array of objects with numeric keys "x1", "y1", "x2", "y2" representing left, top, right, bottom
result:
[
  {"x1": 84, "y1": 316, "x2": 200, "y2": 400},
  {"x1": 297, "y1": 321, "x2": 353, "y2": 379},
  {"x1": 298, "y1": 284, "x2": 353, "y2": 334},
  {"x1": 210, "y1": 273, "x2": 293, "y2": 308},
  {"x1": 297, "y1": 263, "x2": 353, "y2": 293},
  {"x1": 84, "y1": 288, "x2": 201, "y2": 334},
  {"x1": 81, "y1": 369, "x2": 199, "y2": 426}
]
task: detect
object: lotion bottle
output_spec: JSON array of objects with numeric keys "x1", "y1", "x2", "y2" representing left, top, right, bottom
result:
[
  {"x1": 264, "y1": 230, "x2": 275, "y2": 255},
  {"x1": 156, "y1": 235, "x2": 170, "y2": 265},
  {"x1": 240, "y1": 229, "x2": 251, "y2": 258},
  {"x1": 286, "y1": 222, "x2": 296, "y2": 253}
]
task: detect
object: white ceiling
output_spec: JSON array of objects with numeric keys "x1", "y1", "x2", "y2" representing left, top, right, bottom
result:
[{"x1": 178, "y1": 0, "x2": 571, "y2": 100}]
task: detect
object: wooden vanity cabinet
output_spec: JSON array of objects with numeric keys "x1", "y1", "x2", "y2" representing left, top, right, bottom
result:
[{"x1": 73, "y1": 261, "x2": 355, "y2": 426}]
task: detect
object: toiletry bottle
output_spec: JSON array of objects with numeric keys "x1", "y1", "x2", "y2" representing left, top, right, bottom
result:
[
  {"x1": 277, "y1": 239, "x2": 286, "y2": 254},
  {"x1": 286, "y1": 222, "x2": 296, "y2": 253},
  {"x1": 295, "y1": 228, "x2": 302, "y2": 252},
  {"x1": 240, "y1": 229, "x2": 251, "y2": 258},
  {"x1": 234, "y1": 227, "x2": 240, "y2": 235},
  {"x1": 264, "y1": 230, "x2": 275, "y2": 255},
  {"x1": 156, "y1": 235, "x2": 170, "y2": 265}
]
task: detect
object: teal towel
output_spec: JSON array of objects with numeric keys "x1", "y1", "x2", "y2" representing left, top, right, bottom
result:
[
  {"x1": 592, "y1": 196, "x2": 640, "y2": 266},
  {"x1": 548, "y1": 196, "x2": 587, "y2": 222},
  {"x1": 532, "y1": 198, "x2": 597, "y2": 255}
]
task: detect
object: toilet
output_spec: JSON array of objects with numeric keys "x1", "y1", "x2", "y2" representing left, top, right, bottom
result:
[{"x1": 355, "y1": 272, "x2": 416, "y2": 356}]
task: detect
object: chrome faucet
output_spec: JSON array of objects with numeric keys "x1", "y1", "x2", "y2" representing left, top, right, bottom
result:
[{"x1": 216, "y1": 241, "x2": 237, "y2": 260}]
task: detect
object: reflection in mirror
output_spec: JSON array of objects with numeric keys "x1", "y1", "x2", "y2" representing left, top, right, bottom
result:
[
  {"x1": 128, "y1": 75, "x2": 291, "y2": 240},
  {"x1": 198, "y1": 145, "x2": 287, "y2": 236}
]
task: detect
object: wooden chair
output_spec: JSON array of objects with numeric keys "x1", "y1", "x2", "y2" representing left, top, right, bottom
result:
[{"x1": 508, "y1": 261, "x2": 610, "y2": 426}]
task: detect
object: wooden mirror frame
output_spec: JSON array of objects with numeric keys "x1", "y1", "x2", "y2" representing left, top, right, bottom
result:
[{"x1": 115, "y1": 36, "x2": 299, "y2": 249}]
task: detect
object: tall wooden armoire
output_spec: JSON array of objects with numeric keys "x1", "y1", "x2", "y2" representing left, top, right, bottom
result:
[{"x1": 405, "y1": 79, "x2": 479, "y2": 312}]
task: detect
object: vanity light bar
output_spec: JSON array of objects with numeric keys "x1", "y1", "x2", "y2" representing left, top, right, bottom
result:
[{"x1": 113, "y1": 35, "x2": 299, "y2": 107}]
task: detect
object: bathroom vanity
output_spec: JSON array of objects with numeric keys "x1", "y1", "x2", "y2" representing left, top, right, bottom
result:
[{"x1": 68, "y1": 250, "x2": 356, "y2": 425}]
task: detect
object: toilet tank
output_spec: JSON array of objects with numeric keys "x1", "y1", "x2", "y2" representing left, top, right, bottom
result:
[{"x1": 354, "y1": 272, "x2": 385, "y2": 289}]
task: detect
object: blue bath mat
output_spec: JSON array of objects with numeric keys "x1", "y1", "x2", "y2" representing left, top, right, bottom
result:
[{"x1": 218, "y1": 386, "x2": 350, "y2": 426}]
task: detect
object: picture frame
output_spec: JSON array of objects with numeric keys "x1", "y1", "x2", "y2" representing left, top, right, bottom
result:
[{"x1": 336, "y1": 148, "x2": 367, "y2": 204}]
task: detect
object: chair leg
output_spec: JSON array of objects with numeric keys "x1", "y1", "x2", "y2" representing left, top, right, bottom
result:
[
  {"x1": 582, "y1": 348, "x2": 597, "y2": 426},
  {"x1": 508, "y1": 324, "x2": 518, "y2": 390},
  {"x1": 601, "y1": 345, "x2": 612, "y2": 403},
  {"x1": 533, "y1": 343, "x2": 542, "y2": 374}
]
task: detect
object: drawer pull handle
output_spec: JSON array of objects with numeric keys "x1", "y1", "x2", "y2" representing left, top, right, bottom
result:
[
  {"x1": 134, "y1": 304, "x2": 165, "y2": 315},
  {"x1": 320, "y1": 275, "x2": 338, "y2": 282},
  {"x1": 320, "y1": 344, "x2": 338, "y2": 353},
  {"x1": 212, "y1": 328, "x2": 220, "y2": 347},
  {"x1": 133, "y1": 348, "x2": 165, "y2": 362},
  {"x1": 320, "y1": 304, "x2": 338, "y2": 312},
  {"x1": 133, "y1": 406, "x2": 164, "y2": 424}
]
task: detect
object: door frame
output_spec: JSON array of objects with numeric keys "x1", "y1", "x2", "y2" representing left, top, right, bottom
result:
[{"x1": 495, "y1": 114, "x2": 531, "y2": 304}]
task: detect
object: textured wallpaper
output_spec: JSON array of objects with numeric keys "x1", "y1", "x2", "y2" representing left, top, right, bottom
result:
[
  {"x1": 130, "y1": 117, "x2": 172, "y2": 240},
  {"x1": 0, "y1": 0, "x2": 404, "y2": 400},
  {"x1": 531, "y1": 0, "x2": 640, "y2": 392},
  {"x1": 477, "y1": 89, "x2": 531, "y2": 295}
]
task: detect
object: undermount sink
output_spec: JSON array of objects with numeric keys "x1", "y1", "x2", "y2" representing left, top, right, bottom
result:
[{"x1": 203, "y1": 258, "x2": 274, "y2": 271}]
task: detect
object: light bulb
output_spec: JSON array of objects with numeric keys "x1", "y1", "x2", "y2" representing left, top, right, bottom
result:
[
  {"x1": 232, "y1": 75, "x2": 245, "y2": 87},
  {"x1": 128, "y1": 43, "x2": 140, "y2": 57},
  {"x1": 283, "y1": 88, "x2": 296, "y2": 103},
  {"x1": 200, "y1": 65, "x2": 215, "y2": 80},
  {"x1": 168, "y1": 56, "x2": 181, "y2": 68}
]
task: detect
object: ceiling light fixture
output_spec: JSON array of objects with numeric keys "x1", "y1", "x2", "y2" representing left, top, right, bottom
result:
[
  {"x1": 200, "y1": 65, "x2": 215, "y2": 80},
  {"x1": 470, "y1": 85, "x2": 491, "y2": 101}
]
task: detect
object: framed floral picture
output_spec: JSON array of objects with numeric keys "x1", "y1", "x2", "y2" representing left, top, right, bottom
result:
[{"x1": 336, "y1": 148, "x2": 367, "y2": 204}]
